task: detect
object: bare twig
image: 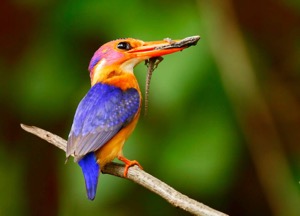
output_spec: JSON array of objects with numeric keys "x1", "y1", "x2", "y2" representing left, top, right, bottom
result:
[{"x1": 20, "y1": 123, "x2": 228, "y2": 216}]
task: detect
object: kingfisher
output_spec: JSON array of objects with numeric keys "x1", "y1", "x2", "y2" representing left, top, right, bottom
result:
[{"x1": 66, "y1": 36, "x2": 200, "y2": 200}]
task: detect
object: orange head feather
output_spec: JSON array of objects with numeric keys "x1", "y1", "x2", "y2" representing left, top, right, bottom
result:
[{"x1": 88, "y1": 38, "x2": 194, "y2": 85}]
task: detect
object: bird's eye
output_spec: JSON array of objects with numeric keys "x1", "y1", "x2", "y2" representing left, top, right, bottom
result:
[{"x1": 117, "y1": 42, "x2": 132, "y2": 50}]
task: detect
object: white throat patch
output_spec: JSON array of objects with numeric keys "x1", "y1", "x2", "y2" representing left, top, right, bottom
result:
[{"x1": 120, "y1": 58, "x2": 142, "y2": 74}]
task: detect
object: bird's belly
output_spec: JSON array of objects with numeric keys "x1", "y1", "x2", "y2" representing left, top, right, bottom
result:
[{"x1": 96, "y1": 113, "x2": 140, "y2": 168}]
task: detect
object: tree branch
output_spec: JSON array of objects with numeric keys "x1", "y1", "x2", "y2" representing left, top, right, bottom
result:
[{"x1": 20, "y1": 123, "x2": 228, "y2": 216}]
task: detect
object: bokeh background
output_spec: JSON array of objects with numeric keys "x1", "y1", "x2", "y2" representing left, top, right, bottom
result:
[{"x1": 1, "y1": 0, "x2": 300, "y2": 215}]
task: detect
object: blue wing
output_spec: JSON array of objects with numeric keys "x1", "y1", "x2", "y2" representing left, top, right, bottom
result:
[{"x1": 66, "y1": 82, "x2": 140, "y2": 161}]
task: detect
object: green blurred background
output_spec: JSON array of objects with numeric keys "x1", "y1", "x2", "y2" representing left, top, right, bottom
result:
[{"x1": 1, "y1": 0, "x2": 300, "y2": 215}]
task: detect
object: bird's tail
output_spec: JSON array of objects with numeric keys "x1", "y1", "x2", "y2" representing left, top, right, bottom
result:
[{"x1": 78, "y1": 152, "x2": 100, "y2": 200}]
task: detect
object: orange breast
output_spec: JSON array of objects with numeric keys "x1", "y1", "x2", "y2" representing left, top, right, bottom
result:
[{"x1": 103, "y1": 73, "x2": 140, "y2": 91}]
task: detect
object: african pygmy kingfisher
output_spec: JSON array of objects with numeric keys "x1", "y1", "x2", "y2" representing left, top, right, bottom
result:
[{"x1": 66, "y1": 36, "x2": 200, "y2": 200}]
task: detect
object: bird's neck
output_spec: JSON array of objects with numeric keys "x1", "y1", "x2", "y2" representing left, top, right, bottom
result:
[{"x1": 91, "y1": 68, "x2": 140, "y2": 91}]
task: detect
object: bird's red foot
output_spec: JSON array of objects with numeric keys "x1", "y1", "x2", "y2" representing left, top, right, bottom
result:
[{"x1": 118, "y1": 155, "x2": 143, "y2": 177}]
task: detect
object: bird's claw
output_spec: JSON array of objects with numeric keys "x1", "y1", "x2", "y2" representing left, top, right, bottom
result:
[{"x1": 118, "y1": 155, "x2": 143, "y2": 177}]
